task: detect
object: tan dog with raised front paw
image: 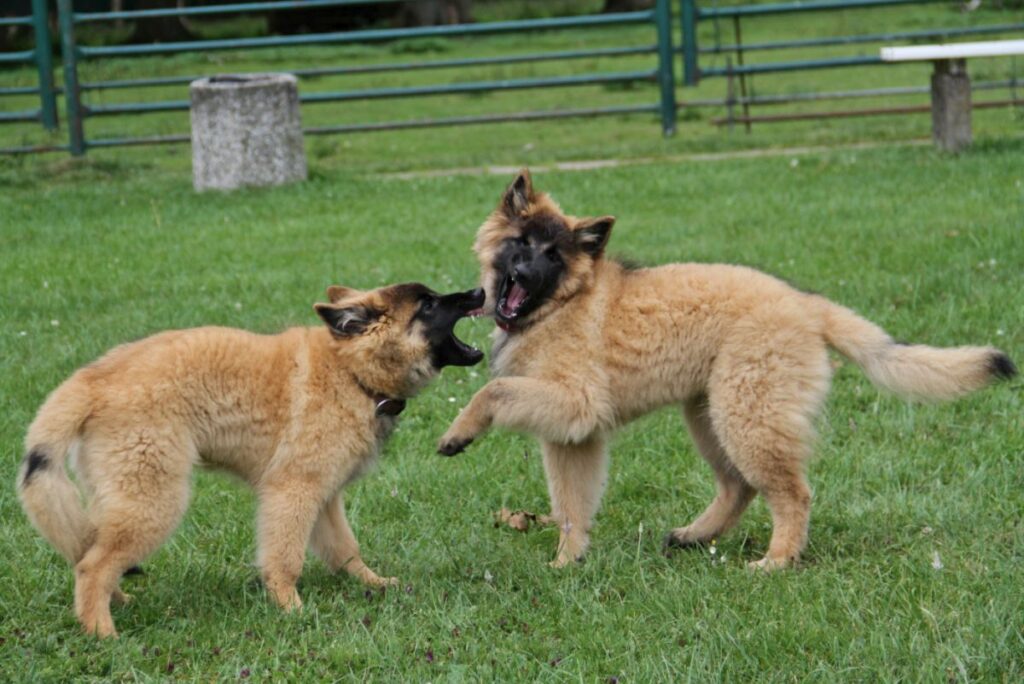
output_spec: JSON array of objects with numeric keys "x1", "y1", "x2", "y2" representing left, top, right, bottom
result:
[{"x1": 438, "y1": 170, "x2": 1015, "y2": 570}]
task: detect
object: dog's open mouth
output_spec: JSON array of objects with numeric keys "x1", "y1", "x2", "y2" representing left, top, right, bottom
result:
[
  {"x1": 439, "y1": 330, "x2": 483, "y2": 367},
  {"x1": 433, "y1": 287, "x2": 486, "y2": 367},
  {"x1": 496, "y1": 272, "x2": 530, "y2": 322}
]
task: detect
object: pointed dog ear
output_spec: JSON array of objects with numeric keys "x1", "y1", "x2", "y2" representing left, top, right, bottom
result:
[
  {"x1": 501, "y1": 168, "x2": 533, "y2": 217},
  {"x1": 325, "y1": 285, "x2": 361, "y2": 303},
  {"x1": 574, "y1": 216, "x2": 615, "y2": 257},
  {"x1": 314, "y1": 303, "x2": 379, "y2": 337}
]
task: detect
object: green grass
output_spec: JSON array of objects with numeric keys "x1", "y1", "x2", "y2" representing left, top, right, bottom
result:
[
  {"x1": 1, "y1": 4, "x2": 1023, "y2": 680},
  {"x1": 1, "y1": 139, "x2": 1021, "y2": 680}
]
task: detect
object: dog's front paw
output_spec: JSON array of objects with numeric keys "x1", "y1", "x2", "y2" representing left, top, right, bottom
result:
[
  {"x1": 661, "y1": 528, "x2": 708, "y2": 556},
  {"x1": 437, "y1": 433, "x2": 474, "y2": 456},
  {"x1": 362, "y1": 573, "x2": 399, "y2": 588}
]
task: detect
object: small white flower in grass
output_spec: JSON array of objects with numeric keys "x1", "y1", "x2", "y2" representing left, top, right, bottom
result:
[
  {"x1": 448, "y1": 397, "x2": 456, "y2": 403},
  {"x1": 789, "y1": 158, "x2": 800, "y2": 168},
  {"x1": 234, "y1": 302, "x2": 242, "y2": 311},
  {"x1": 43, "y1": 280, "x2": 49, "y2": 289},
  {"x1": 50, "y1": 319, "x2": 59, "y2": 327},
  {"x1": 988, "y1": 258, "x2": 997, "y2": 267},
  {"x1": 996, "y1": 329, "x2": 1005, "y2": 336},
  {"x1": 390, "y1": 487, "x2": 398, "y2": 498},
  {"x1": 469, "y1": 371, "x2": 479, "y2": 379},
  {"x1": 709, "y1": 539, "x2": 717, "y2": 556},
  {"x1": 483, "y1": 570, "x2": 493, "y2": 583},
  {"x1": 18, "y1": 331, "x2": 27, "y2": 337},
  {"x1": 931, "y1": 551, "x2": 943, "y2": 571}
]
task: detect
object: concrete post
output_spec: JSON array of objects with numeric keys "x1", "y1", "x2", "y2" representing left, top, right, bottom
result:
[
  {"x1": 930, "y1": 59, "x2": 971, "y2": 153},
  {"x1": 190, "y1": 74, "x2": 307, "y2": 192}
]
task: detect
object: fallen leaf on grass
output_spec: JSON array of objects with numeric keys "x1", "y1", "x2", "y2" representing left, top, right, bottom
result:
[{"x1": 494, "y1": 507, "x2": 556, "y2": 532}]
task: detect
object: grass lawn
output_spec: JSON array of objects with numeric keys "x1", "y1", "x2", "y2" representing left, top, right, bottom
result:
[
  {"x1": 1, "y1": 3, "x2": 1023, "y2": 681},
  {"x1": 1, "y1": 139, "x2": 1021, "y2": 680}
]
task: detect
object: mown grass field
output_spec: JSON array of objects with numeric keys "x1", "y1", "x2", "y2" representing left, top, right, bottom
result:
[
  {"x1": 2, "y1": 2, "x2": 1023, "y2": 681},
  {"x1": 2, "y1": 141, "x2": 1022, "y2": 680}
]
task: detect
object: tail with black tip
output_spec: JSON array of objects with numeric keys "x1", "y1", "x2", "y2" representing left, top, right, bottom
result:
[
  {"x1": 818, "y1": 297, "x2": 1016, "y2": 401},
  {"x1": 18, "y1": 375, "x2": 96, "y2": 565}
]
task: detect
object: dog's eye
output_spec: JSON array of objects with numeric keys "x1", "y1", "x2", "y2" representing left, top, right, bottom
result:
[
  {"x1": 517, "y1": 235, "x2": 529, "y2": 247},
  {"x1": 421, "y1": 298, "x2": 437, "y2": 314},
  {"x1": 545, "y1": 247, "x2": 562, "y2": 264}
]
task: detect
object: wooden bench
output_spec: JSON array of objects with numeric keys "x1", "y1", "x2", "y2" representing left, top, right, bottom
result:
[{"x1": 880, "y1": 40, "x2": 1024, "y2": 152}]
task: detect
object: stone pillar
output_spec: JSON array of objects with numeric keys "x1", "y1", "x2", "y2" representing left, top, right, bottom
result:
[
  {"x1": 190, "y1": 74, "x2": 307, "y2": 192},
  {"x1": 930, "y1": 59, "x2": 971, "y2": 153}
]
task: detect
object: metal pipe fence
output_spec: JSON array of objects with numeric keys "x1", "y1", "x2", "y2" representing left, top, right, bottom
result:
[
  {"x1": 38, "y1": 0, "x2": 675, "y2": 156},
  {"x1": 0, "y1": 0, "x2": 57, "y2": 131},
  {"x1": 678, "y1": 0, "x2": 1023, "y2": 130},
  {"x1": 1, "y1": 0, "x2": 1022, "y2": 156}
]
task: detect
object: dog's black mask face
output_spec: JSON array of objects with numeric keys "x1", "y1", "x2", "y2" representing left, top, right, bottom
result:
[
  {"x1": 492, "y1": 216, "x2": 572, "y2": 327},
  {"x1": 412, "y1": 286, "x2": 486, "y2": 368}
]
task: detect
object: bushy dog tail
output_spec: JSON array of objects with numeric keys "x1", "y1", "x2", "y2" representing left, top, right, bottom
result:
[
  {"x1": 819, "y1": 298, "x2": 1016, "y2": 401},
  {"x1": 18, "y1": 376, "x2": 96, "y2": 565}
]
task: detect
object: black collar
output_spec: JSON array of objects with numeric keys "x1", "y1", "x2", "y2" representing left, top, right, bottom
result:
[
  {"x1": 373, "y1": 396, "x2": 406, "y2": 417},
  {"x1": 355, "y1": 379, "x2": 406, "y2": 417}
]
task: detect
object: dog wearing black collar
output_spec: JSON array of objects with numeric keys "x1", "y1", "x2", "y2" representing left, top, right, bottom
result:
[{"x1": 18, "y1": 282, "x2": 484, "y2": 638}]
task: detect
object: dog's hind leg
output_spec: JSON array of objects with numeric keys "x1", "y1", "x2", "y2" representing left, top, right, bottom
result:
[
  {"x1": 310, "y1": 492, "x2": 397, "y2": 588},
  {"x1": 74, "y1": 435, "x2": 192, "y2": 638},
  {"x1": 664, "y1": 399, "x2": 756, "y2": 552},
  {"x1": 707, "y1": 326, "x2": 831, "y2": 570},
  {"x1": 542, "y1": 436, "x2": 609, "y2": 568}
]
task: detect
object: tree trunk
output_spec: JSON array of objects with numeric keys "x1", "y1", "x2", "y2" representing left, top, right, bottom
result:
[
  {"x1": 395, "y1": 0, "x2": 473, "y2": 27},
  {"x1": 602, "y1": 0, "x2": 654, "y2": 12},
  {"x1": 128, "y1": 0, "x2": 195, "y2": 44},
  {"x1": 268, "y1": 2, "x2": 393, "y2": 35}
]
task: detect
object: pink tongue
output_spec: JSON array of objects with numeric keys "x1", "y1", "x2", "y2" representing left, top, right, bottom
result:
[{"x1": 506, "y1": 282, "x2": 528, "y2": 310}]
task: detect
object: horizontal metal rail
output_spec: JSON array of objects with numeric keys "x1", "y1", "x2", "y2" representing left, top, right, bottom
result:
[
  {"x1": 80, "y1": 104, "x2": 662, "y2": 149},
  {"x1": 87, "y1": 134, "x2": 191, "y2": 148},
  {"x1": 702, "y1": 55, "x2": 881, "y2": 77},
  {"x1": 712, "y1": 98, "x2": 1022, "y2": 125},
  {"x1": 84, "y1": 69, "x2": 656, "y2": 116},
  {"x1": 738, "y1": 79, "x2": 1020, "y2": 105},
  {"x1": 74, "y1": 0, "x2": 406, "y2": 23},
  {"x1": 299, "y1": 70, "x2": 656, "y2": 103},
  {"x1": 700, "y1": 23, "x2": 1024, "y2": 54},
  {"x1": 698, "y1": 0, "x2": 944, "y2": 19},
  {"x1": 0, "y1": 143, "x2": 70, "y2": 155},
  {"x1": 79, "y1": 45, "x2": 656, "y2": 92},
  {"x1": 0, "y1": 16, "x2": 33, "y2": 27},
  {"x1": 0, "y1": 50, "x2": 35, "y2": 63},
  {"x1": 305, "y1": 104, "x2": 661, "y2": 134},
  {"x1": 0, "y1": 110, "x2": 40, "y2": 122},
  {"x1": 78, "y1": 11, "x2": 653, "y2": 58},
  {"x1": 0, "y1": 86, "x2": 42, "y2": 96}
]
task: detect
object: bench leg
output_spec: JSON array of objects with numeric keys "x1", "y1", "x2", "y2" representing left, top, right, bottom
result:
[{"x1": 930, "y1": 58, "x2": 971, "y2": 153}]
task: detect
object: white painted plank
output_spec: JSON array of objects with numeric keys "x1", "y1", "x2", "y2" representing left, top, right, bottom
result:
[{"x1": 880, "y1": 40, "x2": 1024, "y2": 62}]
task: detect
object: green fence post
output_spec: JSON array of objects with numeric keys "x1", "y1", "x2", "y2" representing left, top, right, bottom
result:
[
  {"x1": 31, "y1": 0, "x2": 57, "y2": 130},
  {"x1": 654, "y1": 0, "x2": 677, "y2": 135},
  {"x1": 57, "y1": 0, "x2": 84, "y2": 155},
  {"x1": 680, "y1": 0, "x2": 699, "y2": 86}
]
